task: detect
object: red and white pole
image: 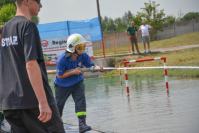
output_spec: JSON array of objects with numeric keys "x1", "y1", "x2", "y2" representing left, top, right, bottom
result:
[
  {"x1": 161, "y1": 57, "x2": 169, "y2": 94},
  {"x1": 119, "y1": 64, "x2": 123, "y2": 86},
  {"x1": 127, "y1": 56, "x2": 169, "y2": 94},
  {"x1": 124, "y1": 61, "x2": 130, "y2": 96}
]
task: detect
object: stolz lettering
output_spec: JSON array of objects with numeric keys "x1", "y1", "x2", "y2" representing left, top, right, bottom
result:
[{"x1": 1, "y1": 36, "x2": 18, "y2": 47}]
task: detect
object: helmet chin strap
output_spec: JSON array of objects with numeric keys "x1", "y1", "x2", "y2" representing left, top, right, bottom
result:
[{"x1": 74, "y1": 50, "x2": 80, "y2": 56}]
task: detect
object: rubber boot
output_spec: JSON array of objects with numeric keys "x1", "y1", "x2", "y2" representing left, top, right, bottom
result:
[{"x1": 78, "y1": 116, "x2": 91, "y2": 133}]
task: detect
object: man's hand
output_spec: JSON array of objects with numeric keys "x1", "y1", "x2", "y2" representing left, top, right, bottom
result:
[{"x1": 38, "y1": 102, "x2": 52, "y2": 123}]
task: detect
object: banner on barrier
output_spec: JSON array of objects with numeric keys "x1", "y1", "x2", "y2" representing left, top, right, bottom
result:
[
  {"x1": 41, "y1": 35, "x2": 94, "y2": 65},
  {"x1": 38, "y1": 17, "x2": 101, "y2": 64}
]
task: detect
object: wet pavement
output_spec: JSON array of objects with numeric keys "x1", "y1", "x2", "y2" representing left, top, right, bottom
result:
[
  {"x1": 59, "y1": 76, "x2": 199, "y2": 133},
  {"x1": 1, "y1": 76, "x2": 199, "y2": 133}
]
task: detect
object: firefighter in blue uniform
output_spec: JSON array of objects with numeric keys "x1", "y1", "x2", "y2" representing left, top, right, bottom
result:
[{"x1": 54, "y1": 33, "x2": 102, "y2": 133}]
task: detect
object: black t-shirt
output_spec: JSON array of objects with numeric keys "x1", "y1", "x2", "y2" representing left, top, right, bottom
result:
[{"x1": 0, "y1": 16, "x2": 55, "y2": 110}]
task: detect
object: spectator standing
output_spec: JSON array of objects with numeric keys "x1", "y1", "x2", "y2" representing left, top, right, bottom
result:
[
  {"x1": 139, "y1": 21, "x2": 152, "y2": 54},
  {"x1": 127, "y1": 21, "x2": 140, "y2": 55},
  {"x1": 0, "y1": 0, "x2": 65, "y2": 132}
]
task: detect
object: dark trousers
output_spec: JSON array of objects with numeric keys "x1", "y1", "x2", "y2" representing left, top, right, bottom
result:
[
  {"x1": 0, "y1": 112, "x2": 4, "y2": 123},
  {"x1": 130, "y1": 35, "x2": 140, "y2": 53},
  {"x1": 3, "y1": 104, "x2": 65, "y2": 133},
  {"x1": 55, "y1": 81, "x2": 86, "y2": 117}
]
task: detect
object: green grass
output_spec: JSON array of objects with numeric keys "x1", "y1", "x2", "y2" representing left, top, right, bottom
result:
[
  {"x1": 100, "y1": 32, "x2": 199, "y2": 78},
  {"x1": 94, "y1": 32, "x2": 199, "y2": 56},
  {"x1": 103, "y1": 47, "x2": 199, "y2": 77},
  {"x1": 150, "y1": 32, "x2": 199, "y2": 49}
]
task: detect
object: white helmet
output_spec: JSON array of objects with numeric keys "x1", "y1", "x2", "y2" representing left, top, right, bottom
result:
[{"x1": 66, "y1": 33, "x2": 88, "y2": 53}]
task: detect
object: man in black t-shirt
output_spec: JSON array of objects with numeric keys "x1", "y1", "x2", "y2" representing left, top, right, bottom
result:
[
  {"x1": 0, "y1": 27, "x2": 3, "y2": 124},
  {"x1": 0, "y1": 0, "x2": 65, "y2": 133}
]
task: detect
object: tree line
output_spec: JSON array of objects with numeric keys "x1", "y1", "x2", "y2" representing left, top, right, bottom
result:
[
  {"x1": 101, "y1": 1, "x2": 199, "y2": 37},
  {"x1": 0, "y1": 0, "x2": 38, "y2": 27},
  {"x1": 1, "y1": 0, "x2": 199, "y2": 37}
]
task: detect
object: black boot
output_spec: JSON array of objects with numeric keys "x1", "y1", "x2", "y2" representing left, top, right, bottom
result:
[{"x1": 78, "y1": 116, "x2": 91, "y2": 133}]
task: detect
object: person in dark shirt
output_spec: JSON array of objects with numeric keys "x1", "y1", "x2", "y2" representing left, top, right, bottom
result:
[
  {"x1": 0, "y1": 0, "x2": 64, "y2": 132},
  {"x1": 127, "y1": 21, "x2": 141, "y2": 55},
  {"x1": 0, "y1": 27, "x2": 6, "y2": 131}
]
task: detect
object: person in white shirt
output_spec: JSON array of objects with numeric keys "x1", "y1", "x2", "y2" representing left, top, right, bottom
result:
[{"x1": 139, "y1": 21, "x2": 152, "y2": 54}]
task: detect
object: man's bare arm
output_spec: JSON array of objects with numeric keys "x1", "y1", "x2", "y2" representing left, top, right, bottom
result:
[{"x1": 26, "y1": 60, "x2": 52, "y2": 123}]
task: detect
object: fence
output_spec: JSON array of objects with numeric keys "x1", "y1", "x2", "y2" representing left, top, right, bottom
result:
[
  {"x1": 38, "y1": 17, "x2": 102, "y2": 42},
  {"x1": 156, "y1": 19, "x2": 199, "y2": 40},
  {"x1": 93, "y1": 19, "x2": 199, "y2": 57},
  {"x1": 93, "y1": 32, "x2": 132, "y2": 56}
]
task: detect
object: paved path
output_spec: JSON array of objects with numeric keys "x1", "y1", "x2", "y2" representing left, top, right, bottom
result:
[
  {"x1": 93, "y1": 44, "x2": 199, "y2": 67},
  {"x1": 64, "y1": 123, "x2": 111, "y2": 133},
  {"x1": 95, "y1": 44, "x2": 199, "y2": 59},
  {"x1": 152, "y1": 44, "x2": 199, "y2": 53},
  {"x1": 0, "y1": 122, "x2": 108, "y2": 133}
]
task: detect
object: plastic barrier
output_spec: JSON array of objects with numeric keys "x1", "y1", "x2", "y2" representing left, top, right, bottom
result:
[{"x1": 123, "y1": 57, "x2": 169, "y2": 95}]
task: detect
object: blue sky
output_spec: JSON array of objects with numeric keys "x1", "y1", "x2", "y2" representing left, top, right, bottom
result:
[{"x1": 38, "y1": 0, "x2": 199, "y2": 24}]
